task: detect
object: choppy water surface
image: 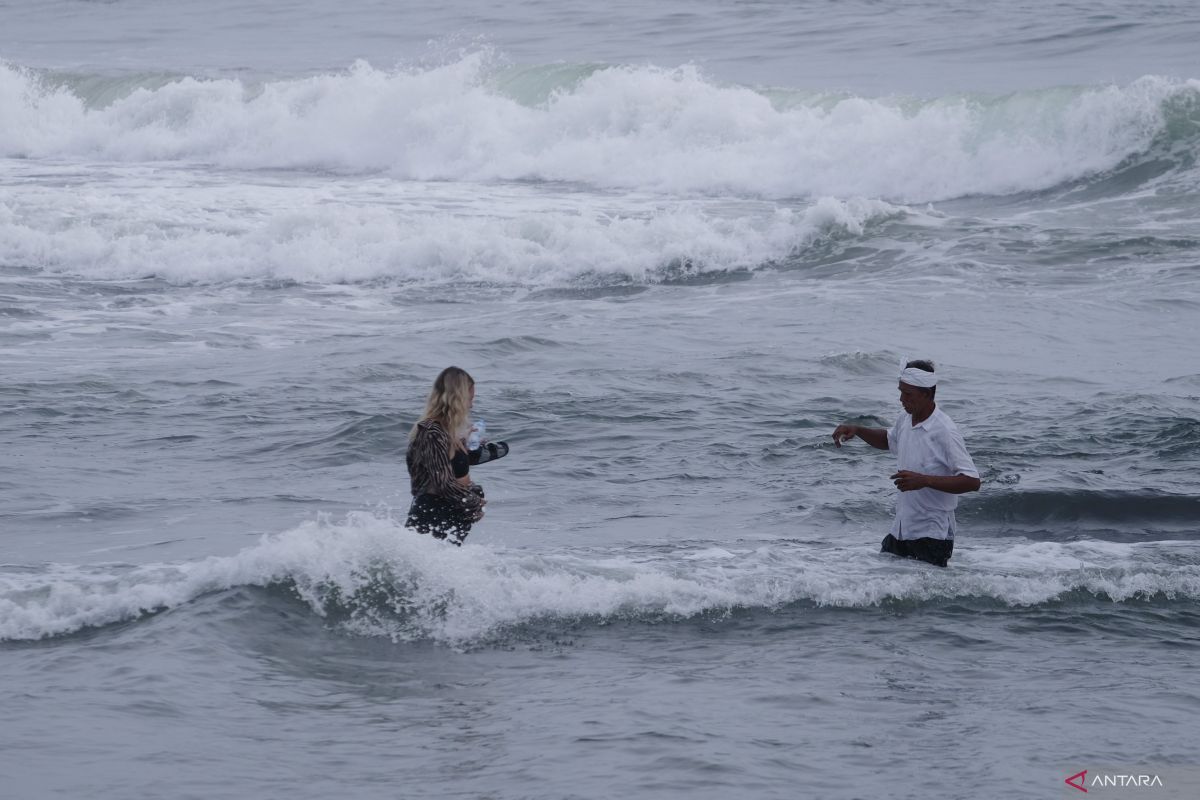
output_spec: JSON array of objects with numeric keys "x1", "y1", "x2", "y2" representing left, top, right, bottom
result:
[{"x1": 2, "y1": 0, "x2": 1199, "y2": 797}]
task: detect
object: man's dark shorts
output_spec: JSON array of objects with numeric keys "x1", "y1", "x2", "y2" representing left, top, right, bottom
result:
[{"x1": 881, "y1": 534, "x2": 953, "y2": 567}]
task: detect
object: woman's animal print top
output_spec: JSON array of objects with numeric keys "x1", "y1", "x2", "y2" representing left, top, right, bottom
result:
[{"x1": 406, "y1": 419, "x2": 484, "y2": 514}]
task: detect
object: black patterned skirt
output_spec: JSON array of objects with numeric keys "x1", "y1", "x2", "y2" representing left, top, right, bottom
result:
[{"x1": 405, "y1": 487, "x2": 484, "y2": 546}]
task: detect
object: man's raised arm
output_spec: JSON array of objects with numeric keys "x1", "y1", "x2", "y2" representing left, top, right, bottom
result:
[{"x1": 832, "y1": 424, "x2": 889, "y2": 450}]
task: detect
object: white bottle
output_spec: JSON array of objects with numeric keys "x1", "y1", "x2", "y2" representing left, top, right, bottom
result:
[{"x1": 467, "y1": 419, "x2": 485, "y2": 450}]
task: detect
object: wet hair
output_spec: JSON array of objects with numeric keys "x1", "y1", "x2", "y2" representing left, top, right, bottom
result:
[
  {"x1": 410, "y1": 366, "x2": 475, "y2": 451},
  {"x1": 904, "y1": 359, "x2": 936, "y2": 398}
]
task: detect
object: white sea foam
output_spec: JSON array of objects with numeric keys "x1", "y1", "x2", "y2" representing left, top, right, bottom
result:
[
  {"x1": 1, "y1": 513, "x2": 1197, "y2": 644},
  {"x1": 1, "y1": 58, "x2": 1193, "y2": 202},
  {"x1": 0, "y1": 180, "x2": 896, "y2": 284},
  {"x1": 4, "y1": 56, "x2": 1195, "y2": 285}
]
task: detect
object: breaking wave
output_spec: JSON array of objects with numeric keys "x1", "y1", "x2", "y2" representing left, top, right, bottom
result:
[
  {"x1": 2, "y1": 512, "x2": 1198, "y2": 644},
  {"x1": 2, "y1": 57, "x2": 1197, "y2": 201}
]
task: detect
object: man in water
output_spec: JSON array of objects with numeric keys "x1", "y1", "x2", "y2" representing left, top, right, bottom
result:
[{"x1": 831, "y1": 360, "x2": 981, "y2": 567}]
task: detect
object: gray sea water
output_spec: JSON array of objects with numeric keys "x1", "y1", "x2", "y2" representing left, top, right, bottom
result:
[{"x1": 2, "y1": 1, "x2": 1199, "y2": 798}]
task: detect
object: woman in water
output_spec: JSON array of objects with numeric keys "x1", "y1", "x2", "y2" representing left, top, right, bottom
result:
[{"x1": 404, "y1": 366, "x2": 490, "y2": 545}]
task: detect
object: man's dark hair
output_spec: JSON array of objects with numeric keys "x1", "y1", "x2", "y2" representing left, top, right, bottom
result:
[{"x1": 905, "y1": 359, "x2": 936, "y2": 398}]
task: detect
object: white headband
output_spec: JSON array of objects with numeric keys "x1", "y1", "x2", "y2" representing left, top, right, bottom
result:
[{"x1": 899, "y1": 367, "x2": 938, "y2": 388}]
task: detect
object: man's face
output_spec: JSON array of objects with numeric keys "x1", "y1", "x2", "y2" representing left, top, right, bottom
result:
[{"x1": 898, "y1": 381, "x2": 933, "y2": 416}]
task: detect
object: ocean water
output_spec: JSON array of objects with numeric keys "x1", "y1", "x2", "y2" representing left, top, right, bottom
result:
[{"x1": 2, "y1": 1, "x2": 1199, "y2": 798}]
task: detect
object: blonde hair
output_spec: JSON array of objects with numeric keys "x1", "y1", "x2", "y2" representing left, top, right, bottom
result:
[{"x1": 410, "y1": 366, "x2": 474, "y2": 452}]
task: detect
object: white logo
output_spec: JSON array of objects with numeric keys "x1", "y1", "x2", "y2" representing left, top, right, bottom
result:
[
  {"x1": 1090, "y1": 774, "x2": 1164, "y2": 789},
  {"x1": 1065, "y1": 769, "x2": 1166, "y2": 792}
]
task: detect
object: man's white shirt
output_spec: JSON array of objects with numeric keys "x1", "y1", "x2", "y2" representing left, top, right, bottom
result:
[{"x1": 887, "y1": 407, "x2": 979, "y2": 540}]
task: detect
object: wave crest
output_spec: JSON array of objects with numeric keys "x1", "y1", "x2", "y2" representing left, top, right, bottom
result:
[
  {"x1": 2, "y1": 513, "x2": 1197, "y2": 644},
  {"x1": 3, "y1": 58, "x2": 1197, "y2": 201},
  {"x1": 0, "y1": 191, "x2": 897, "y2": 284}
]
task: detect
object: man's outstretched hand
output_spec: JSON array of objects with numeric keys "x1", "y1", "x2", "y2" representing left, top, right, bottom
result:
[{"x1": 832, "y1": 425, "x2": 858, "y2": 448}]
